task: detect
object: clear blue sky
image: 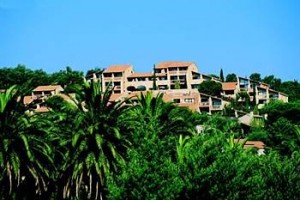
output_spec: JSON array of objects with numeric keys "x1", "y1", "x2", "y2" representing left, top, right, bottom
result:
[{"x1": 0, "y1": 0, "x2": 299, "y2": 81}]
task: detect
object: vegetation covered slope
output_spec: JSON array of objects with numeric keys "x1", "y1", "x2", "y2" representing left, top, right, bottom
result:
[{"x1": 0, "y1": 65, "x2": 299, "y2": 199}]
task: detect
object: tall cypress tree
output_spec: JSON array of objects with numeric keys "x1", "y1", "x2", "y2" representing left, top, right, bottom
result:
[
  {"x1": 220, "y1": 68, "x2": 224, "y2": 82},
  {"x1": 152, "y1": 64, "x2": 157, "y2": 90}
]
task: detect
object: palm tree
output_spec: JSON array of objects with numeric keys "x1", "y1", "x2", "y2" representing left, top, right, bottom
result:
[
  {"x1": 0, "y1": 85, "x2": 54, "y2": 198},
  {"x1": 60, "y1": 80, "x2": 128, "y2": 199},
  {"x1": 121, "y1": 91, "x2": 198, "y2": 145}
]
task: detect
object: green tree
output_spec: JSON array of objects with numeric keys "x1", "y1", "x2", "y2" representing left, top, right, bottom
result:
[
  {"x1": 174, "y1": 80, "x2": 181, "y2": 89},
  {"x1": 279, "y1": 81, "x2": 300, "y2": 102},
  {"x1": 0, "y1": 86, "x2": 54, "y2": 198},
  {"x1": 266, "y1": 118, "x2": 300, "y2": 156},
  {"x1": 198, "y1": 80, "x2": 222, "y2": 97},
  {"x1": 152, "y1": 64, "x2": 157, "y2": 90},
  {"x1": 108, "y1": 134, "x2": 184, "y2": 199},
  {"x1": 220, "y1": 68, "x2": 224, "y2": 82},
  {"x1": 121, "y1": 92, "x2": 198, "y2": 146},
  {"x1": 50, "y1": 66, "x2": 84, "y2": 93},
  {"x1": 261, "y1": 100, "x2": 300, "y2": 124},
  {"x1": 263, "y1": 75, "x2": 282, "y2": 90},
  {"x1": 225, "y1": 73, "x2": 237, "y2": 82},
  {"x1": 60, "y1": 80, "x2": 128, "y2": 199},
  {"x1": 249, "y1": 73, "x2": 261, "y2": 82}
]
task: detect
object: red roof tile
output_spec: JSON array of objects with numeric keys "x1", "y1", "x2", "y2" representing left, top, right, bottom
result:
[
  {"x1": 155, "y1": 61, "x2": 194, "y2": 69},
  {"x1": 128, "y1": 73, "x2": 153, "y2": 78},
  {"x1": 234, "y1": 139, "x2": 266, "y2": 149},
  {"x1": 104, "y1": 65, "x2": 132, "y2": 73},
  {"x1": 35, "y1": 107, "x2": 50, "y2": 113},
  {"x1": 33, "y1": 85, "x2": 62, "y2": 92},
  {"x1": 23, "y1": 96, "x2": 33, "y2": 105},
  {"x1": 222, "y1": 82, "x2": 237, "y2": 90}
]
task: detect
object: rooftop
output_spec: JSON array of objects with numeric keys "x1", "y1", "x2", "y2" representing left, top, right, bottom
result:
[
  {"x1": 104, "y1": 65, "x2": 132, "y2": 73},
  {"x1": 234, "y1": 139, "x2": 266, "y2": 149},
  {"x1": 222, "y1": 82, "x2": 237, "y2": 90},
  {"x1": 128, "y1": 72, "x2": 153, "y2": 78},
  {"x1": 155, "y1": 61, "x2": 194, "y2": 69},
  {"x1": 33, "y1": 85, "x2": 62, "y2": 92},
  {"x1": 23, "y1": 96, "x2": 33, "y2": 105}
]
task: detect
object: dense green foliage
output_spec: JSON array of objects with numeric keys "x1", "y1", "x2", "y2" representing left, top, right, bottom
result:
[
  {"x1": 225, "y1": 73, "x2": 237, "y2": 82},
  {"x1": 0, "y1": 66, "x2": 299, "y2": 199},
  {"x1": 0, "y1": 65, "x2": 84, "y2": 94},
  {"x1": 198, "y1": 80, "x2": 222, "y2": 97}
]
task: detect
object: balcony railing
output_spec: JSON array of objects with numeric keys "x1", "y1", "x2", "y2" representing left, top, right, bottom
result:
[
  {"x1": 200, "y1": 102, "x2": 210, "y2": 107},
  {"x1": 212, "y1": 105, "x2": 221, "y2": 109},
  {"x1": 170, "y1": 79, "x2": 186, "y2": 84},
  {"x1": 258, "y1": 94, "x2": 267, "y2": 99}
]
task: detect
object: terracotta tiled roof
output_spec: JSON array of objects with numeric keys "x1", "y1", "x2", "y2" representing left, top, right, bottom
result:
[
  {"x1": 155, "y1": 61, "x2": 194, "y2": 69},
  {"x1": 23, "y1": 96, "x2": 33, "y2": 105},
  {"x1": 35, "y1": 107, "x2": 50, "y2": 113},
  {"x1": 128, "y1": 73, "x2": 153, "y2": 78},
  {"x1": 104, "y1": 65, "x2": 132, "y2": 73},
  {"x1": 222, "y1": 82, "x2": 237, "y2": 90},
  {"x1": 234, "y1": 139, "x2": 266, "y2": 149},
  {"x1": 33, "y1": 85, "x2": 62, "y2": 92},
  {"x1": 244, "y1": 141, "x2": 265, "y2": 149}
]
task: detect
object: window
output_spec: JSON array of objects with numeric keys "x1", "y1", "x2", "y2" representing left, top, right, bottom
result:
[
  {"x1": 184, "y1": 98, "x2": 194, "y2": 103},
  {"x1": 179, "y1": 67, "x2": 188, "y2": 71},
  {"x1": 158, "y1": 85, "x2": 168, "y2": 90},
  {"x1": 137, "y1": 77, "x2": 146, "y2": 81},
  {"x1": 225, "y1": 90, "x2": 234, "y2": 95},
  {"x1": 114, "y1": 82, "x2": 120, "y2": 86},
  {"x1": 179, "y1": 75, "x2": 186, "y2": 80},
  {"x1": 201, "y1": 98, "x2": 209, "y2": 102},
  {"x1": 212, "y1": 101, "x2": 221, "y2": 105},
  {"x1": 173, "y1": 99, "x2": 180, "y2": 103},
  {"x1": 114, "y1": 72, "x2": 122, "y2": 77},
  {"x1": 192, "y1": 84, "x2": 200, "y2": 89},
  {"x1": 104, "y1": 73, "x2": 112, "y2": 77}
]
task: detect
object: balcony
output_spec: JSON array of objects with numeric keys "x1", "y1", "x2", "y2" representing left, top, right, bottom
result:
[
  {"x1": 170, "y1": 79, "x2": 186, "y2": 84},
  {"x1": 178, "y1": 71, "x2": 187, "y2": 75},
  {"x1": 168, "y1": 70, "x2": 178, "y2": 75},
  {"x1": 200, "y1": 102, "x2": 210, "y2": 107},
  {"x1": 258, "y1": 94, "x2": 267, "y2": 99},
  {"x1": 212, "y1": 105, "x2": 222, "y2": 110},
  {"x1": 113, "y1": 77, "x2": 122, "y2": 81},
  {"x1": 270, "y1": 95, "x2": 279, "y2": 99}
]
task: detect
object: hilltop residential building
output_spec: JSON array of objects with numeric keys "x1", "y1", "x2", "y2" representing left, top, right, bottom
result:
[
  {"x1": 88, "y1": 61, "x2": 289, "y2": 112},
  {"x1": 235, "y1": 77, "x2": 288, "y2": 108},
  {"x1": 24, "y1": 85, "x2": 64, "y2": 113},
  {"x1": 102, "y1": 65, "x2": 134, "y2": 94}
]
